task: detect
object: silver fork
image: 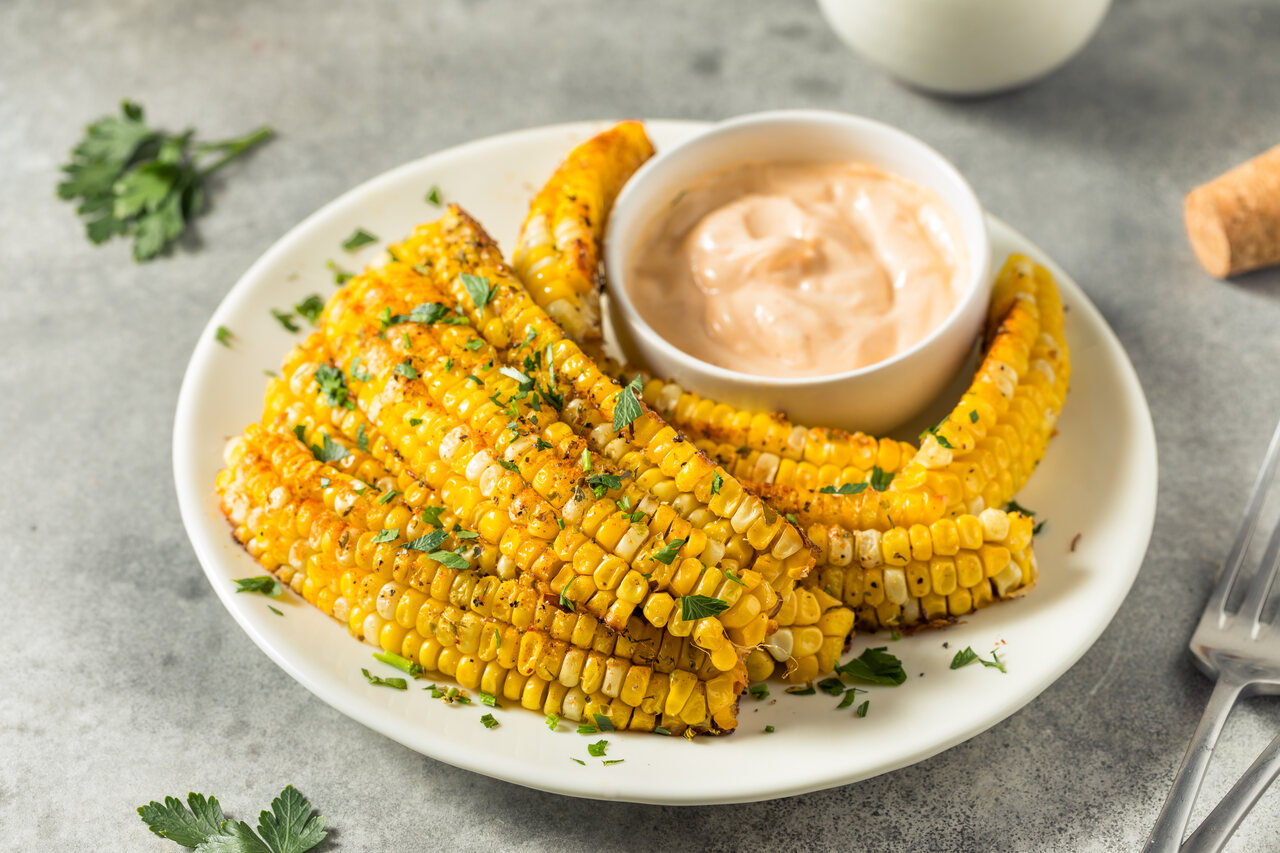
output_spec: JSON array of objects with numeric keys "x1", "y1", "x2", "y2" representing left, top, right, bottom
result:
[{"x1": 1145, "y1": 417, "x2": 1280, "y2": 852}]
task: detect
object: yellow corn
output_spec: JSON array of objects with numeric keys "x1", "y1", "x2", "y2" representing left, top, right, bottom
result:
[{"x1": 512, "y1": 121, "x2": 654, "y2": 344}]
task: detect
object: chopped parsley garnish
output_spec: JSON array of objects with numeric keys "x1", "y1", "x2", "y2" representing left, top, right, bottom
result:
[
  {"x1": 558, "y1": 583, "x2": 576, "y2": 612},
  {"x1": 587, "y1": 740, "x2": 609, "y2": 757},
  {"x1": 349, "y1": 357, "x2": 371, "y2": 382},
  {"x1": 1006, "y1": 499, "x2": 1035, "y2": 516},
  {"x1": 480, "y1": 692, "x2": 499, "y2": 708},
  {"x1": 711, "y1": 471, "x2": 723, "y2": 495},
  {"x1": 268, "y1": 605, "x2": 283, "y2": 616},
  {"x1": 817, "y1": 677, "x2": 845, "y2": 696},
  {"x1": 722, "y1": 568, "x2": 744, "y2": 585},
  {"x1": 58, "y1": 100, "x2": 273, "y2": 261},
  {"x1": 465, "y1": 374, "x2": 483, "y2": 386},
  {"x1": 232, "y1": 576, "x2": 282, "y2": 597},
  {"x1": 764, "y1": 725, "x2": 775, "y2": 733},
  {"x1": 314, "y1": 364, "x2": 354, "y2": 410},
  {"x1": 355, "y1": 423, "x2": 368, "y2": 452},
  {"x1": 653, "y1": 726, "x2": 672, "y2": 736},
  {"x1": 499, "y1": 365, "x2": 535, "y2": 391},
  {"x1": 460, "y1": 273, "x2": 496, "y2": 310},
  {"x1": 785, "y1": 513, "x2": 798, "y2": 526},
  {"x1": 421, "y1": 506, "x2": 446, "y2": 528},
  {"x1": 785, "y1": 684, "x2": 816, "y2": 696},
  {"x1": 394, "y1": 361, "x2": 418, "y2": 379},
  {"x1": 371, "y1": 528, "x2": 399, "y2": 544},
  {"x1": 950, "y1": 646, "x2": 1007, "y2": 672},
  {"x1": 294, "y1": 294, "x2": 324, "y2": 325},
  {"x1": 137, "y1": 785, "x2": 324, "y2": 852},
  {"x1": 581, "y1": 448, "x2": 592, "y2": 472},
  {"x1": 820, "y1": 482, "x2": 868, "y2": 495},
  {"x1": 576, "y1": 723, "x2": 598, "y2": 734},
  {"x1": 1033, "y1": 520, "x2": 1047, "y2": 536},
  {"x1": 408, "y1": 301, "x2": 450, "y2": 324},
  {"x1": 480, "y1": 714, "x2": 499, "y2": 729},
  {"x1": 534, "y1": 438, "x2": 551, "y2": 451},
  {"x1": 869, "y1": 466, "x2": 894, "y2": 491},
  {"x1": 586, "y1": 472, "x2": 622, "y2": 497},
  {"x1": 546, "y1": 714, "x2": 560, "y2": 731},
  {"x1": 377, "y1": 489, "x2": 399, "y2": 505},
  {"x1": 855, "y1": 700, "x2": 870, "y2": 717},
  {"x1": 311, "y1": 433, "x2": 349, "y2": 463},
  {"x1": 425, "y1": 185, "x2": 442, "y2": 205},
  {"x1": 836, "y1": 688, "x2": 864, "y2": 709},
  {"x1": 408, "y1": 417, "x2": 422, "y2": 426},
  {"x1": 327, "y1": 258, "x2": 353, "y2": 285},
  {"x1": 372, "y1": 651, "x2": 422, "y2": 677},
  {"x1": 341, "y1": 228, "x2": 378, "y2": 251},
  {"x1": 271, "y1": 309, "x2": 300, "y2": 333},
  {"x1": 748, "y1": 682, "x2": 770, "y2": 701},
  {"x1": 593, "y1": 714, "x2": 615, "y2": 732},
  {"x1": 679, "y1": 593, "x2": 727, "y2": 620},
  {"x1": 465, "y1": 338, "x2": 483, "y2": 351},
  {"x1": 361, "y1": 668, "x2": 406, "y2": 690},
  {"x1": 835, "y1": 646, "x2": 907, "y2": 685},
  {"x1": 428, "y1": 548, "x2": 470, "y2": 569},
  {"x1": 214, "y1": 325, "x2": 233, "y2": 347},
  {"x1": 602, "y1": 759, "x2": 625, "y2": 766},
  {"x1": 651, "y1": 538, "x2": 687, "y2": 565},
  {"x1": 969, "y1": 409, "x2": 979, "y2": 423},
  {"x1": 570, "y1": 758, "x2": 585, "y2": 766},
  {"x1": 612, "y1": 375, "x2": 644, "y2": 432},
  {"x1": 496, "y1": 459, "x2": 520, "y2": 473}
]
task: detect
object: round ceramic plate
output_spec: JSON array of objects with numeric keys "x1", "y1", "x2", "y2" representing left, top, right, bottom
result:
[{"x1": 173, "y1": 120, "x2": 1157, "y2": 805}]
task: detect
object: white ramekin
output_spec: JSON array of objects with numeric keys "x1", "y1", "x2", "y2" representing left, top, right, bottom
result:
[
  {"x1": 604, "y1": 110, "x2": 991, "y2": 435},
  {"x1": 817, "y1": 0, "x2": 1112, "y2": 97}
]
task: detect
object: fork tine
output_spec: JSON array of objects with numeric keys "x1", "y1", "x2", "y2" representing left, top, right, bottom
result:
[
  {"x1": 1205, "y1": 416, "x2": 1280, "y2": 620},
  {"x1": 1240, "y1": 513, "x2": 1280, "y2": 630}
]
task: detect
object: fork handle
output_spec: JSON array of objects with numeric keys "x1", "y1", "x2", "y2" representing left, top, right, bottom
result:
[
  {"x1": 1145, "y1": 678, "x2": 1245, "y2": 852},
  {"x1": 1181, "y1": 730, "x2": 1280, "y2": 853}
]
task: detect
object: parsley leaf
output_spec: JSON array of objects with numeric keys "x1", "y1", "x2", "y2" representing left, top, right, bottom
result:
[
  {"x1": 748, "y1": 683, "x2": 769, "y2": 700},
  {"x1": 377, "y1": 489, "x2": 398, "y2": 505},
  {"x1": 137, "y1": 792, "x2": 227, "y2": 847},
  {"x1": 361, "y1": 668, "x2": 407, "y2": 690},
  {"x1": 342, "y1": 228, "x2": 378, "y2": 251},
  {"x1": 651, "y1": 538, "x2": 687, "y2": 565},
  {"x1": 836, "y1": 688, "x2": 864, "y2": 709},
  {"x1": 835, "y1": 646, "x2": 907, "y2": 685},
  {"x1": 711, "y1": 471, "x2": 723, "y2": 495},
  {"x1": 869, "y1": 466, "x2": 894, "y2": 491},
  {"x1": 233, "y1": 575, "x2": 282, "y2": 598},
  {"x1": 460, "y1": 273, "x2": 496, "y2": 310},
  {"x1": 587, "y1": 739, "x2": 609, "y2": 757},
  {"x1": 372, "y1": 651, "x2": 422, "y2": 677},
  {"x1": 326, "y1": 259, "x2": 353, "y2": 285},
  {"x1": 612, "y1": 375, "x2": 644, "y2": 432},
  {"x1": 58, "y1": 100, "x2": 272, "y2": 261},
  {"x1": 294, "y1": 294, "x2": 324, "y2": 326},
  {"x1": 819, "y1": 482, "x2": 868, "y2": 495},
  {"x1": 593, "y1": 713, "x2": 615, "y2": 732},
  {"x1": 969, "y1": 409, "x2": 980, "y2": 423},
  {"x1": 1006, "y1": 500, "x2": 1035, "y2": 517},
  {"x1": 313, "y1": 365, "x2": 354, "y2": 410},
  {"x1": 405, "y1": 529, "x2": 448, "y2": 552},
  {"x1": 586, "y1": 472, "x2": 622, "y2": 497},
  {"x1": 271, "y1": 309, "x2": 299, "y2": 333},
  {"x1": 425, "y1": 185, "x2": 442, "y2": 205},
  {"x1": 950, "y1": 646, "x2": 1006, "y2": 673},
  {"x1": 546, "y1": 713, "x2": 560, "y2": 731},
  {"x1": 429, "y1": 549, "x2": 470, "y2": 569},
  {"x1": 371, "y1": 528, "x2": 399, "y2": 544},
  {"x1": 310, "y1": 433, "x2": 349, "y2": 463},
  {"x1": 602, "y1": 759, "x2": 625, "y2": 766},
  {"x1": 215, "y1": 325, "x2": 234, "y2": 347},
  {"x1": 855, "y1": 700, "x2": 870, "y2": 718},
  {"x1": 480, "y1": 714, "x2": 499, "y2": 729},
  {"x1": 394, "y1": 361, "x2": 418, "y2": 380},
  {"x1": 421, "y1": 506, "x2": 446, "y2": 528},
  {"x1": 679, "y1": 594, "x2": 727, "y2": 620}
]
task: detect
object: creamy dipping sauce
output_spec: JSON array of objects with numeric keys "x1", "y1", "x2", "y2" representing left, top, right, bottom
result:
[{"x1": 627, "y1": 162, "x2": 969, "y2": 378}]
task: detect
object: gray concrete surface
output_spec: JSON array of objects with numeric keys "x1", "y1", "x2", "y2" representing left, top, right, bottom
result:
[{"x1": 4, "y1": 0, "x2": 1280, "y2": 850}]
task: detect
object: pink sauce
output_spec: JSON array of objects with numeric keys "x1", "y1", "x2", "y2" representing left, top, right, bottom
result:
[{"x1": 627, "y1": 162, "x2": 968, "y2": 378}]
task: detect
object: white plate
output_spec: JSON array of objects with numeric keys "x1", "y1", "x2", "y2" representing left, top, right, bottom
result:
[{"x1": 173, "y1": 120, "x2": 1157, "y2": 805}]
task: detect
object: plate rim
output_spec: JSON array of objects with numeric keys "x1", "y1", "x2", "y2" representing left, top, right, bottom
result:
[{"x1": 173, "y1": 119, "x2": 1158, "y2": 805}]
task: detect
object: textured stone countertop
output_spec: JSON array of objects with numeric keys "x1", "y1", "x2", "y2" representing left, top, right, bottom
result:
[{"x1": 4, "y1": 1, "x2": 1280, "y2": 850}]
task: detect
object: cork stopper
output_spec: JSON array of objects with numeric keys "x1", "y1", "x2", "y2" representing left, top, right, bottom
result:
[{"x1": 1184, "y1": 144, "x2": 1280, "y2": 278}]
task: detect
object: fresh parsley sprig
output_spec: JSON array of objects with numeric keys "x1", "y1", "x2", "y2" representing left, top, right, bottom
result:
[
  {"x1": 58, "y1": 100, "x2": 272, "y2": 261},
  {"x1": 137, "y1": 785, "x2": 325, "y2": 852}
]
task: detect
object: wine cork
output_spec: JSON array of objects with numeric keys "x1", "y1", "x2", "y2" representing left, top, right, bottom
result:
[{"x1": 1184, "y1": 144, "x2": 1280, "y2": 278}]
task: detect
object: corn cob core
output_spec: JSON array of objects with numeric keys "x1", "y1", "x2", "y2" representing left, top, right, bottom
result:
[{"x1": 512, "y1": 121, "x2": 654, "y2": 343}]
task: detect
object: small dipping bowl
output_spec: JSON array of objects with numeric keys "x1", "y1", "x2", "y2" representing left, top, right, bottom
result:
[{"x1": 604, "y1": 110, "x2": 991, "y2": 435}]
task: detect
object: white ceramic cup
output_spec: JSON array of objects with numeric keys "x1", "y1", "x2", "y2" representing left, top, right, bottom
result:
[
  {"x1": 817, "y1": 0, "x2": 1112, "y2": 97},
  {"x1": 604, "y1": 110, "x2": 991, "y2": 435}
]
